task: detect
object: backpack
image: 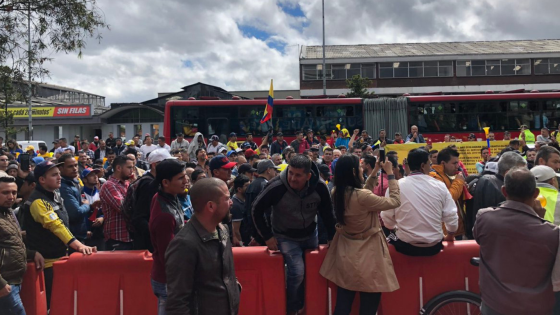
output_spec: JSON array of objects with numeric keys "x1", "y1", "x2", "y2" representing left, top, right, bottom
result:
[{"x1": 121, "y1": 175, "x2": 152, "y2": 233}]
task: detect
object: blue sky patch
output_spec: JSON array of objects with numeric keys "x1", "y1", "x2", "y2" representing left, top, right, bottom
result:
[
  {"x1": 181, "y1": 59, "x2": 193, "y2": 68},
  {"x1": 239, "y1": 25, "x2": 271, "y2": 41},
  {"x1": 278, "y1": 2, "x2": 306, "y2": 17}
]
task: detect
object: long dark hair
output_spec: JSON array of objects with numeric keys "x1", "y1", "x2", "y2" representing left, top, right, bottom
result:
[{"x1": 333, "y1": 154, "x2": 363, "y2": 225}]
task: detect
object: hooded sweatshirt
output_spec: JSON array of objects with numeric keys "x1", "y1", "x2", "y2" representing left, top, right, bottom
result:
[
  {"x1": 252, "y1": 162, "x2": 336, "y2": 241},
  {"x1": 187, "y1": 132, "x2": 207, "y2": 162}
]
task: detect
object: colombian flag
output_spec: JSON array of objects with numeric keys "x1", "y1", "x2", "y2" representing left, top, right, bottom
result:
[{"x1": 260, "y1": 79, "x2": 274, "y2": 123}]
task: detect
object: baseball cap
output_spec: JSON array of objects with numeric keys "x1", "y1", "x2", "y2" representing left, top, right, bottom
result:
[
  {"x1": 276, "y1": 132, "x2": 283, "y2": 136},
  {"x1": 209, "y1": 155, "x2": 237, "y2": 172},
  {"x1": 245, "y1": 148, "x2": 256, "y2": 158},
  {"x1": 81, "y1": 167, "x2": 101, "y2": 179},
  {"x1": 125, "y1": 140, "x2": 135, "y2": 146},
  {"x1": 531, "y1": 165, "x2": 559, "y2": 182},
  {"x1": 34, "y1": 160, "x2": 63, "y2": 178},
  {"x1": 318, "y1": 164, "x2": 332, "y2": 176},
  {"x1": 52, "y1": 139, "x2": 59, "y2": 144},
  {"x1": 31, "y1": 157, "x2": 44, "y2": 165},
  {"x1": 210, "y1": 135, "x2": 219, "y2": 141},
  {"x1": 310, "y1": 146, "x2": 319, "y2": 152},
  {"x1": 227, "y1": 150, "x2": 238, "y2": 157},
  {"x1": 241, "y1": 143, "x2": 251, "y2": 149},
  {"x1": 484, "y1": 162, "x2": 498, "y2": 174},
  {"x1": 145, "y1": 133, "x2": 151, "y2": 137},
  {"x1": 229, "y1": 132, "x2": 237, "y2": 137},
  {"x1": 519, "y1": 125, "x2": 529, "y2": 129},
  {"x1": 238, "y1": 163, "x2": 257, "y2": 174},
  {"x1": 257, "y1": 159, "x2": 279, "y2": 174},
  {"x1": 25, "y1": 145, "x2": 35, "y2": 151},
  {"x1": 74, "y1": 135, "x2": 80, "y2": 138},
  {"x1": 147, "y1": 148, "x2": 177, "y2": 164},
  {"x1": 94, "y1": 136, "x2": 99, "y2": 140}
]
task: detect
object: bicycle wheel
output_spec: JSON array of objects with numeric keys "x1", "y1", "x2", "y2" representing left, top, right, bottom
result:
[{"x1": 420, "y1": 290, "x2": 481, "y2": 315}]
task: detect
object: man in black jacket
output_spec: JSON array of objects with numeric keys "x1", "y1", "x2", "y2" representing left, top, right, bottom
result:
[
  {"x1": 270, "y1": 132, "x2": 288, "y2": 155},
  {"x1": 252, "y1": 155, "x2": 336, "y2": 314},
  {"x1": 243, "y1": 159, "x2": 279, "y2": 245}
]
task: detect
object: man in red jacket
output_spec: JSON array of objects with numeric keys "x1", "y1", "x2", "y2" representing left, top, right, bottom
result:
[{"x1": 149, "y1": 159, "x2": 187, "y2": 315}]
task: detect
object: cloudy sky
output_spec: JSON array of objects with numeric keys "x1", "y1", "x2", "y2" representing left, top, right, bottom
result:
[{"x1": 45, "y1": 0, "x2": 560, "y2": 105}]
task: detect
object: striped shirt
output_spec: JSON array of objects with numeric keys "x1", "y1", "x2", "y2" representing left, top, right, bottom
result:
[{"x1": 100, "y1": 176, "x2": 131, "y2": 242}]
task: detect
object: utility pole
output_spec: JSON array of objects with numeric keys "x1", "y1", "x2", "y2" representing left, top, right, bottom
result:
[
  {"x1": 322, "y1": 0, "x2": 326, "y2": 96},
  {"x1": 27, "y1": 1, "x2": 32, "y2": 140}
]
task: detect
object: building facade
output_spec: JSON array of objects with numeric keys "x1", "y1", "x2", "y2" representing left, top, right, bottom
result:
[{"x1": 299, "y1": 39, "x2": 560, "y2": 97}]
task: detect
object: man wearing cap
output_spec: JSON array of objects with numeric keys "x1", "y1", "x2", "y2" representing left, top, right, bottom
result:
[
  {"x1": 209, "y1": 155, "x2": 237, "y2": 184},
  {"x1": 518, "y1": 125, "x2": 536, "y2": 144},
  {"x1": 21, "y1": 161, "x2": 96, "y2": 308},
  {"x1": 318, "y1": 164, "x2": 333, "y2": 191},
  {"x1": 82, "y1": 167, "x2": 104, "y2": 250},
  {"x1": 24, "y1": 145, "x2": 37, "y2": 157},
  {"x1": 140, "y1": 136, "x2": 157, "y2": 161},
  {"x1": 243, "y1": 159, "x2": 279, "y2": 246},
  {"x1": 237, "y1": 163, "x2": 256, "y2": 181},
  {"x1": 132, "y1": 148, "x2": 177, "y2": 251},
  {"x1": 227, "y1": 132, "x2": 239, "y2": 151},
  {"x1": 59, "y1": 153, "x2": 100, "y2": 243},
  {"x1": 50, "y1": 140, "x2": 60, "y2": 153},
  {"x1": 306, "y1": 129, "x2": 319, "y2": 147},
  {"x1": 207, "y1": 135, "x2": 225, "y2": 154},
  {"x1": 89, "y1": 136, "x2": 101, "y2": 152},
  {"x1": 393, "y1": 132, "x2": 404, "y2": 144},
  {"x1": 468, "y1": 133, "x2": 477, "y2": 141},
  {"x1": 531, "y1": 165, "x2": 560, "y2": 225},
  {"x1": 242, "y1": 133, "x2": 258, "y2": 151},
  {"x1": 170, "y1": 133, "x2": 189, "y2": 151}
]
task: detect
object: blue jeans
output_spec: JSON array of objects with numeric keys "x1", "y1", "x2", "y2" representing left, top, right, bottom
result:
[
  {"x1": 0, "y1": 284, "x2": 26, "y2": 315},
  {"x1": 151, "y1": 279, "x2": 167, "y2": 315},
  {"x1": 276, "y1": 231, "x2": 319, "y2": 312}
]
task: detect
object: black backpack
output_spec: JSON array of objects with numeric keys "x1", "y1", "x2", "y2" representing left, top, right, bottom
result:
[{"x1": 121, "y1": 175, "x2": 151, "y2": 233}]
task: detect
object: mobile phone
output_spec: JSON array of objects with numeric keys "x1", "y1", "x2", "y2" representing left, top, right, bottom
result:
[
  {"x1": 379, "y1": 147, "x2": 385, "y2": 162},
  {"x1": 20, "y1": 153, "x2": 30, "y2": 171}
]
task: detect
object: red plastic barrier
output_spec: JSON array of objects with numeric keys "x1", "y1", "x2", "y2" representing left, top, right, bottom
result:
[
  {"x1": 49, "y1": 251, "x2": 157, "y2": 315},
  {"x1": 233, "y1": 247, "x2": 286, "y2": 315},
  {"x1": 305, "y1": 240, "x2": 480, "y2": 315},
  {"x1": 20, "y1": 262, "x2": 47, "y2": 315}
]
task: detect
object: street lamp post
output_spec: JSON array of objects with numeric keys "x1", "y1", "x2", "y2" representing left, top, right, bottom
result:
[
  {"x1": 322, "y1": 0, "x2": 326, "y2": 97},
  {"x1": 27, "y1": 1, "x2": 32, "y2": 140}
]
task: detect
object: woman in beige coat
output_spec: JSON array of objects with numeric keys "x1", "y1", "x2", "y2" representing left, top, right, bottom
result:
[{"x1": 319, "y1": 154, "x2": 401, "y2": 315}]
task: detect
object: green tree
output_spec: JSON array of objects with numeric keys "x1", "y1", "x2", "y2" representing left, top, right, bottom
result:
[
  {"x1": 0, "y1": 0, "x2": 109, "y2": 80},
  {"x1": 0, "y1": 65, "x2": 27, "y2": 139},
  {"x1": 345, "y1": 74, "x2": 375, "y2": 98}
]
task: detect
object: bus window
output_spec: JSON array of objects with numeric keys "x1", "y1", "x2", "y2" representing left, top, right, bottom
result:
[
  {"x1": 171, "y1": 106, "x2": 200, "y2": 137},
  {"x1": 543, "y1": 100, "x2": 560, "y2": 129}
]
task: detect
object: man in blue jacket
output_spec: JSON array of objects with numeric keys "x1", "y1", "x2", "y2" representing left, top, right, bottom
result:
[{"x1": 58, "y1": 154, "x2": 100, "y2": 242}]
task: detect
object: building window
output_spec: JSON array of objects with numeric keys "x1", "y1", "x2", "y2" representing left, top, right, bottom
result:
[
  {"x1": 457, "y1": 59, "x2": 530, "y2": 76},
  {"x1": 379, "y1": 61, "x2": 453, "y2": 78},
  {"x1": 534, "y1": 58, "x2": 560, "y2": 75},
  {"x1": 134, "y1": 124, "x2": 142, "y2": 137},
  {"x1": 117, "y1": 125, "x2": 126, "y2": 140},
  {"x1": 302, "y1": 63, "x2": 376, "y2": 80}
]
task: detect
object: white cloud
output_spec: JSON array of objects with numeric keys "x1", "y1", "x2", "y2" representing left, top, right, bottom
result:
[{"x1": 42, "y1": 0, "x2": 560, "y2": 104}]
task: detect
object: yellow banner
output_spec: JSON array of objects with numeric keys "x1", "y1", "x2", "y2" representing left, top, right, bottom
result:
[
  {"x1": 8, "y1": 107, "x2": 55, "y2": 118},
  {"x1": 385, "y1": 143, "x2": 424, "y2": 165},
  {"x1": 386, "y1": 141, "x2": 510, "y2": 175},
  {"x1": 431, "y1": 141, "x2": 510, "y2": 175}
]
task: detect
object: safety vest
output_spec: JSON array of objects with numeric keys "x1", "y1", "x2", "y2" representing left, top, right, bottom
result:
[
  {"x1": 523, "y1": 130, "x2": 536, "y2": 144},
  {"x1": 539, "y1": 185, "x2": 560, "y2": 225}
]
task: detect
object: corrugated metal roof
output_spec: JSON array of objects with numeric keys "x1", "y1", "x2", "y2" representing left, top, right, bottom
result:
[{"x1": 301, "y1": 39, "x2": 560, "y2": 59}]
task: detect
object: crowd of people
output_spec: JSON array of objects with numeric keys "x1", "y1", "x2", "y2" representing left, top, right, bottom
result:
[{"x1": 1, "y1": 124, "x2": 560, "y2": 315}]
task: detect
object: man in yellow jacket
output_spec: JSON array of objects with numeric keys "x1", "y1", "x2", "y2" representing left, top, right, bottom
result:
[
  {"x1": 531, "y1": 165, "x2": 560, "y2": 225},
  {"x1": 430, "y1": 147, "x2": 466, "y2": 238}
]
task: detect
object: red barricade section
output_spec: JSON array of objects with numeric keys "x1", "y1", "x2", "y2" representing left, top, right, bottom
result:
[
  {"x1": 233, "y1": 247, "x2": 286, "y2": 315},
  {"x1": 20, "y1": 262, "x2": 47, "y2": 315},
  {"x1": 306, "y1": 240, "x2": 480, "y2": 315},
  {"x1": 49, "y1": 251, "x2": 157, "y2": 315}
]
